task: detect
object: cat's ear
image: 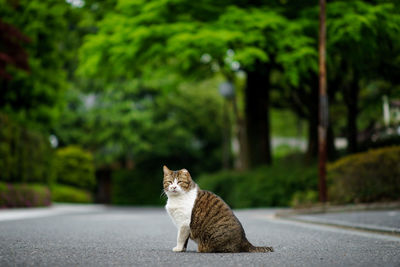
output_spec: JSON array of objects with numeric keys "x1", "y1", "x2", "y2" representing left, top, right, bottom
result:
[
  {"x1": 163, "y1": 165, "x2": 170, "y2": 175},
  {"x1": 180, "y1": 169, "x2": 189, "y2": 174}
]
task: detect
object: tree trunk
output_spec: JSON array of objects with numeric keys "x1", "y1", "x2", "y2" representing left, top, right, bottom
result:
[
  {"x1": 222, "y1": 100, "x2": 231, "y2": 169},
  {"x1": 307, "y1": 111, "x2": 319, "y2": 158},
  {"x1": 306, "y1": 91, "x2": 336, "y2": 160},
  {"x1": 327, "y1": 123, "x2": 336, "y2": 160},
  {"x1": 346, "y1": 80, "x2": 359, "y2": 154},
  {"x1": 245, "y1": 66, "x2": 272, "y2": 167},
  {"x1": 232, "y1": 91, "x2": 249, "y2": 170},
  {"x1": 306, "y1": 82, "x2": 319, "y2": 158}
]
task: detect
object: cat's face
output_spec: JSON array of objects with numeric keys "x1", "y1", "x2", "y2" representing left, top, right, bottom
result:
[{"x1": 163, "y1": 165, "x2": 194, "y2": 196}]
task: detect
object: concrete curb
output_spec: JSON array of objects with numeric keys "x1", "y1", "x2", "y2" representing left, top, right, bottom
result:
[
  {"x1": 275, "y1": 201, "x2": 400, "y2": 236},
  {"x1": 279, "y1": 215, "x2": 400, "y2": 236},
  {"x1": 275, "y1": 201, "x2": 400, "y2": 217}
]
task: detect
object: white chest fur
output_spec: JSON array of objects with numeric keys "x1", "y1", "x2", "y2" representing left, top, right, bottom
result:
[{"x1": 165, "y1": 187, "x2": 198, "y2": 228}]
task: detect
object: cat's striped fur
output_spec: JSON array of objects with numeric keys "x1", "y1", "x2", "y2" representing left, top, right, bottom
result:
[{"x1": 163, "y1": 165, "x2": 273, "y2": 253}]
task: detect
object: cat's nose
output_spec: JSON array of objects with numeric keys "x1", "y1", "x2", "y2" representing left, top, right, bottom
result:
[{"x1": 171, "y1": 186, "x2": 177, "y2": 190}]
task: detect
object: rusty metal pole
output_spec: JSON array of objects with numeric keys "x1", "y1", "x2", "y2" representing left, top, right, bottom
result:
[{"x1": 318, "y1": 0, "x2": 328, "y2": 203}]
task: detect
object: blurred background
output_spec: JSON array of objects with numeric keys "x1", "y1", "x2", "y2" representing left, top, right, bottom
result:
[{"x1": 1, "y1": 0, "x2": 399, "y2": 209}]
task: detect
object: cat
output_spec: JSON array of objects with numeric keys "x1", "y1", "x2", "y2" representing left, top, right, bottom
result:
[{"x1": 163, "y1": 165, "x2": 274, "y2": 253}]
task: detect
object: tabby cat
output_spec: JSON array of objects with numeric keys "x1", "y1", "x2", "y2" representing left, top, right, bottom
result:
[{"x1": 163, "y1": 165, "x2": 274, "y2": 253}]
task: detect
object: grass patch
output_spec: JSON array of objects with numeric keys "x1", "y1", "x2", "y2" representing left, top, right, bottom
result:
[{"x1": 51, "y1": 184, "x2": 92, "y2": 203}]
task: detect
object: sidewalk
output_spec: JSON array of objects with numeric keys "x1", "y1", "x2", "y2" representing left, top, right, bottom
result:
[
  {"x1": 0, "y1": 204, "x2": 105, "y2": 222},
  {"x1": 276, "y1": 202, "x2": 400, "y2": 236}
]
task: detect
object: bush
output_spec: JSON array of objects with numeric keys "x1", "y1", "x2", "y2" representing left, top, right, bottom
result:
[
  {"x1": 55, "y1": 146, "x2": 96, "y2": 190},
  {"x1": 0, "y1": 182, "x2": 51, "y2": 208},
  {"x1": 111, "y1": 169, "x2": 164, "y2": 206},
  {"x1": 328, "y1": 146, "x2": 400, "y2": 204},
  {"x1": 197, "y1": 155, "x2": 317, "y2": 208},
  {"x1": 51, "y1": 184, "x2": 92, "y2": 203},
  {"x1": 0, "y1": 113, "x2": 55, "y2": 184},
  {"x1": 290, "y1": 190, "x2": 318, "y2": 207}
]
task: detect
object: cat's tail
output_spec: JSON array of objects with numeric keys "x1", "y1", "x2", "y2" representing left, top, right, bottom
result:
[
  {"x1": 241, "y1": 240, "x2": 274, "y2": 253},
  {"x1": 248, "y1": 246, "x2": 274, "y2": 253}
]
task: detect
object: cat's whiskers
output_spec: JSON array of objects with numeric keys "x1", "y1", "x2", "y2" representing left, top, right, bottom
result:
[{"x1": 160, "y1": 189, "x2": 167, "y2": 199}]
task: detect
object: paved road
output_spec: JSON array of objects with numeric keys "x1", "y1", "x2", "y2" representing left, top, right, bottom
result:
[{"x1": 0, "y1": 206, "x2": 399, "y2": 266}]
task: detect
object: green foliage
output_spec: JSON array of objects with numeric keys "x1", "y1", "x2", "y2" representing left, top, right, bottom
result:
[
  {"x1": 290, "y1": 190, "x2": 318, "y2": 208},
  {"x1": 0, "y1": 19, "x2": 30, "y2": 79},
  {"x1": 54, "y1": 83, "x2": 155, "y2": 166},
  {"x1": 108, "y1": 84, "x2": 225, "y2": 205},
  {"x1": 1, "y1": 0, "x2": 399, "y2": 209},
  {"x1": 55, "y1": 80, "x2": 224, "y2": 174},
  {"x1": 111, "y1": 169, "x2": 164, "y2": 206},
  {"x1": 0, "y1": 0, "x2": 72, "y2": 128},
  {"x1": 147, "y1": 85, "x2": 224, "y2": 174},
  {"x1": 0, "y1": 113, "x2": 55, "y2": 184},
  {"x1": 75, "y1": 0, "x2": 320, "y2": 172},
  {"x1": 272, "y1": 0, "x2": 400, "y2": 159},
  {"x1": 197, "y1": 155, "x2": 317, "y2": 208},
  {"x1": 55, "y1": 146, "x2": 96, "y2": 190},
  {"x1": 77, "y1": 0, "x2": 315, "y2": 83},
  {"x1": 273, "y1": 144, "x2": 303, "y2": 159},
  {"x1": 51, "y1": 184, "x2": 92, "y2": 203},
  {"x1": 0, "y1": 182, "x2": 51, "y2": 208},
  {"x1": 328, "y1": 146, "x2": 400, "y2": 204},
  {"x1": 76, "y1": 0, "x2": 400, "y2": 167},
  {"x1": 327, "y1": 1, "x2": 400, "y2": 133},
  {"x1": 271, "y1": 108, "x2": 306, "y2": 138}
]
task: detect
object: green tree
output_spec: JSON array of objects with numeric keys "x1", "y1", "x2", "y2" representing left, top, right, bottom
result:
[
  {"x1": 54, "y1": 78, "x2": 224, "y2": 175},
  {"x1": 272, "y1": 0, "x2": 400, "y2": 158},
  {"x1": 0, "y1": 0, "x2": 71, "y2": 129},
  {"x1": 0, "y1": 19, "x2": 30, "y2": 80},
  {"x1": 78, "y1": 0, "x2": 322, "y2": 168},
  {"x1": 326, "y1": 1, "x2": 400, "y2": 153}
]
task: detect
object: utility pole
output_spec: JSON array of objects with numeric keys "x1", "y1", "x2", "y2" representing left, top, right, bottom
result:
[{"x1": 318, "y1": 0, "x2": 328, "y2": 203}]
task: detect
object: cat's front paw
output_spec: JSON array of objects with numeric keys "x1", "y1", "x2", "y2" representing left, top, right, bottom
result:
[{"x1": 172, "y1": 246, "x2": 185, "y2": 252}]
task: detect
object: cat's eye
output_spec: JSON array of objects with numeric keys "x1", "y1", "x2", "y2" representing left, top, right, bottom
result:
[{"x1": 178, "y1": 181, "x2": 188, "y2": 184}]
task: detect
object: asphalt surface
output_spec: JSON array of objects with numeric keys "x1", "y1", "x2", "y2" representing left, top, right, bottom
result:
[{"x1": 0, "y1": 205, "x2": 400, "y2": 266}]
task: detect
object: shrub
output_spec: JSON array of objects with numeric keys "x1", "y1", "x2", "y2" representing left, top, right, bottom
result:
[
  {"x1": 55, "y1": 146, "x2": 96, "y2": 190},
  {"x1": 290, "y1": 190, "x2": 318, "y2": 207},
  {"x1": 0, "y1": 182, "x2": 51, "y2": 208},
  {"x1": 51, "y1": 184, "x2": 92, "y2": 203},
  {"x1": 328, "y1": 146, "x2": 400, "y2": 204},
  {"x1": 111, "y1": 169, "x2": 164, "y2": 206},
  {"x1": 197, "y1": 155, "x2": 317, "y2": 208},
  {"x1": 0, "y1": 113, "x2": 55, "y2": 184}
]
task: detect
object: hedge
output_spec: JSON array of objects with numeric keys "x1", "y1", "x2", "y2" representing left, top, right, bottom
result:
[
  {"x1": 51, "y1": 184, "x2": 92, "y2": 203},
  {"x1": 55, "y1": 146, "x2": 96, "y2": 190},
  {"x1": 111, "y1": 169, "x2": 164, "y2": 206},
  {"x1": 197, "y1": 155, "x2": 318, "y2": 208},
  {"x1": 328, "y1": 146, "x2": 400, "y2": 204},
  {"x1": 0, "y1": 182, "x2": 51, "y2": 208},
  {"x1": 0, "y1": 113, "x2": 55, "y2": 184}
]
